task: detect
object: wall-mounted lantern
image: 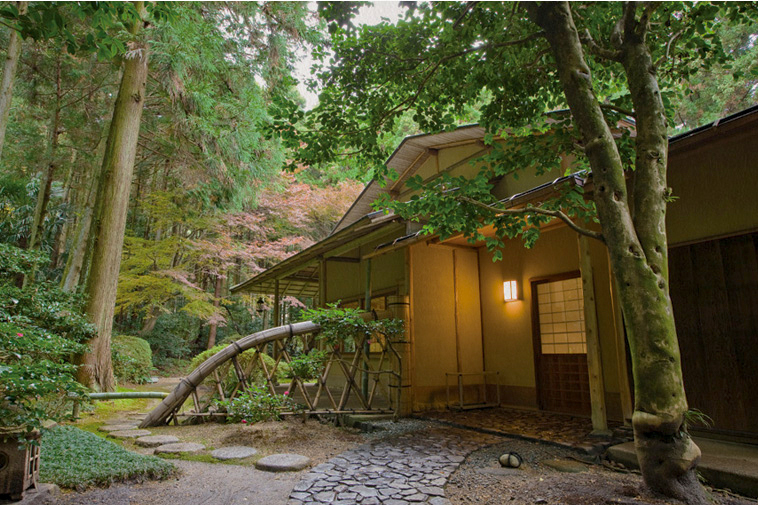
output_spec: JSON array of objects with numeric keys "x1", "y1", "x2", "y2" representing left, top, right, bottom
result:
[
  {"x1": 255, "y1": 297, "x2": 266, "y2": 314},
  {"x1": 503, "y1": 280, "x2": 518, "y2": 302}
]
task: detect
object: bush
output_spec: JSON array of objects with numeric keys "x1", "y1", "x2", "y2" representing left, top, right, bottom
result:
[
  {"x1": 40, "y1": 426, "x2": 175, "y2": 489},
  {"x1": 142, "y1": 311, "x2": 197, "y2": 366},
  {"x1": 189, "y1": 344, "x2": 290, "y2": 394},
  {"x1": 288, "y1": 349, "x2": 328, "y2": 381},
  {"x1": 111, "y1": 335, "x2": 153, "y2": 384},
  {"x1": 215, "y1": 385, "x2": 291, "y2": 423},
  {"x1": 0, "y1": 243, "x2": 91, "y2": 436}
]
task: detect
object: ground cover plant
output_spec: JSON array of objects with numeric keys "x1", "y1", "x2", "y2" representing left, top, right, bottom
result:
[{"x1": 40, "y1": 426, "x2": 175, "y2": 489}]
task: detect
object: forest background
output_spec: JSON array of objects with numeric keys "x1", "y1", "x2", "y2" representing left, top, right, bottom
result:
[{"x1": 0, "y1": 1, "x2": 756, "y2": 388}]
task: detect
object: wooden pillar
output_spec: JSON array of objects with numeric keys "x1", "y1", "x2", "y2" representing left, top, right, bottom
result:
[
  {"x1": 319, "y1": 257, "x2": 327, "y2": 308},
  {"x1": 388, "y1": 294, "x2": 411, "y2": 416},
  {"x1": 578, "y1": 235, "x2": 610, "y2": 435},
  {"x1": 608, "y1": 253, "x2": 634, "y2": 425},
  {"x1": 363, "y1": 259, "x2": 372, "y2": 398},
  {"x1": 273, "y1": 279, "x2": 280, "y2": 328}
]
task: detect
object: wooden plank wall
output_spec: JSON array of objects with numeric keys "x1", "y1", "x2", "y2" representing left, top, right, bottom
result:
[{"x1": 669, "y1": 231, "x2": 758, "y2": 437}]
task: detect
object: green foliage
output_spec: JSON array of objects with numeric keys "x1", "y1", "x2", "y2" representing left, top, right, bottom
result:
[
  {"x1": 303, "y1": 303, "x2": 405, "y2": 347},
  {"x1": 0, "y1": 243, "x2": 91, "y2": 436},
  {"x1": 39, "y1": 426, "x2": 175, "y2": 489},
  {"x1": 141, "y1": 312, "x2": 198, "y2": 366},
  {"x1": 111, "y1": 335, "x2": 153, "y2": 384},
  {"x1": 288, "y1": 349, "x2": 329, "y2": 381},
  {"x1": 215, "y1": 385, "x2": 292, "y2": 424},
  {"x1": 278, "y1": 2, "x2": 757, "y2": 257},
  {"x1": 189, "y1": 345, "x2": 290, "y2": 393}
]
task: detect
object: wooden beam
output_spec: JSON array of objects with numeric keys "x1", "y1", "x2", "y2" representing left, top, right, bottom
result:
[
  {"x1": 326, "y1": 256, "x2": 360, "y2": 263},
  {"x1": 398, "y1": 147, "x2": 491, "y2": 198},
  {"x1": 363, "y1": 259, "x2": 372, "y2": 397},
  {"x1": 273, "y1": 279, "x2": 280, "y2": 328},
  {"x1": 390, "y1": 148, "x2": 436, "y2": 194},
  {"x1": 578, "y1": 235, "x2": 610, "y2": 435},
  {"x1": 319, "y1": 257, "x2": 327, "y2": 307}
]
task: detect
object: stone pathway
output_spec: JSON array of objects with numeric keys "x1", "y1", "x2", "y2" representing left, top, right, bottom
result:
[
  {"x1": 287, "y1": 427, "x2": 499, "y2": 505},
  {"x1": 421, "y1": 407, "x2": 631, "y2": 454}
]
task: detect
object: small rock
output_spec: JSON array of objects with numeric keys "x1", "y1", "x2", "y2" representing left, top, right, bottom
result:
[
  {"x1": 135, "y1": 435, "x2": 180, "y2": 447},
  {"x1": 210, "y1": 446, "x2": 258, "y2": 460},
  {"x1": 109, "y1": 429, "x2": 151, "y2": 439},
  {"x1": 154, "y1": 442, "x2": 205, "y2": 454},
  {"x1": 255, "y1": 453, "x2": 311, "y2": 472}
]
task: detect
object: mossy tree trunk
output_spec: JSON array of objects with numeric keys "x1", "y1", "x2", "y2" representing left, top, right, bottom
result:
[
  {"x1": 76, "y1": 2, "x2": 149, "y2": 391},
  {"x1": 0, "y1": 1, "x2": 26, "y2": 162},
  {"x1": 529, "y1": 3, "x2": 705, "y2": 503}
]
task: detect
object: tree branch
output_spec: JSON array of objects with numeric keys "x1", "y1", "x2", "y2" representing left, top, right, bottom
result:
[
  {"x1": 457, "y1": 195, "x2": 605, "y2": 243},
  {"x1": 581, "y1": 29, "x2": 623, "y2": 62},
  {"x1": 599, "y1": 103, "x2": 635, "y2": 118}
]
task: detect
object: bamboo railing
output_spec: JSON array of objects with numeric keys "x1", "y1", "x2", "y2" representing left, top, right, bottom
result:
[{"x1": 140, "y1": 311, "x2": 399, "y2": 428}]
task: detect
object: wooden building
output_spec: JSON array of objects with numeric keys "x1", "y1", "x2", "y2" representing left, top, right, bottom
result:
[{"x1": 232, "y1": 105, "x2": 758, "y2": 442}]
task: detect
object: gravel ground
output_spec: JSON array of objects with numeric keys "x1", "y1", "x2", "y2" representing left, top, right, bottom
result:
[{"x1": 446, "y1": 438, "x2": 756, "y2": 505}]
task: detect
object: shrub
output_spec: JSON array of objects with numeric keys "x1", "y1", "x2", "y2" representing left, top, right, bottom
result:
[
  {"x1": 0, "y1": 244, "x2": 91, "y2": 437},
  {"x1": 216, "y1": 386, "x2": 291, "y2": 423},
  {"x1": 111, "y1": 335, "x2": 153, "y2": 384},
  {"x1": 189, "y1": 344, "x2": 290, "y2": 395},
  {"x1": 288, "y1": 349, "x2": 328, "y2": 380},
  {"x1": 40, "y1": 426, "x2": 174, "y2": 489},
  {"x1": 142, "y1": 311, "x2": 197, "y2": 366}
]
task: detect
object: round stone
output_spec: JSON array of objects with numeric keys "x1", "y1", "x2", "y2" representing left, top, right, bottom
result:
[
  {"x1": 255, "y1": 453, "x2": 311, "y2": 472},
  {"x1": 211, "y1": 446, "x2": 258, "y2": 460},
  {"x1": 109, "y1": 429, "x2": 152, "y2": 439},
  {"x1": 154, "y1": 442, "x2": 206, "y2": 454},
  {"x1": 499, "y1": 452, "x2": 522, "y2": 468},
  {"x1": 99, "y1": 423, "x2": 139, "y2": 432},
  {"x1": 135, "y1": 435, "x2": 180, "y2": 447}
]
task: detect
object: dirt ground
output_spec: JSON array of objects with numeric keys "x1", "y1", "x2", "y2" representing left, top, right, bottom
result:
[
  {"x1": 45, "y1": 418, "x2": 366, "y2": 505},
  {"x1": 446, "y1": 438, "x2": 756, "y2": 505}
]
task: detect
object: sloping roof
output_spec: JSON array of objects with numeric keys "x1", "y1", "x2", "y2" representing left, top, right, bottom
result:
[
  {"x1": 230, "y1": 210, "x2": 403, "y2": 296},
  {"x1": 331, "y1": 125, "x2": 486, "y2": 234}
]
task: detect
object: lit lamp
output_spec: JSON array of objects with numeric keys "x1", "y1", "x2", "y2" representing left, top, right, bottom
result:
[{"x1": 503, "y1": 280, "x2": 518, "y2": 302}]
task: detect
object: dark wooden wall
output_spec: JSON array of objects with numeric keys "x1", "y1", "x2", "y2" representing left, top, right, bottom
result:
[{"x1": 669, "y1": 231, "x2": 758, "y2": 437}]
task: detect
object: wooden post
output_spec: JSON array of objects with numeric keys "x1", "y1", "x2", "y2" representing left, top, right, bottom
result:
[
  {"x1": 319, "y1": 257, "x2": 327, "y2": 308},
  {"x1": 362, "y1": 259, "x2": 372, "y2": 398},
  {"x1": 388, "y1": 294, "x2": 411, "y2": 416},
  {"x1": 273, "y1": 279, "x2": 280, "y2": 328},
  {"x1": 578, "y1": 235, "x2": 610, "y2": 435}
]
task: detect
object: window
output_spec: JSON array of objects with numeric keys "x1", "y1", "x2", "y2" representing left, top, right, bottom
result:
[{"x1": 537, "y1": 277, "x2": 586, "y2": 354}]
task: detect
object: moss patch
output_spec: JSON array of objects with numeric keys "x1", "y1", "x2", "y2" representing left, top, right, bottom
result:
[{"x1": 40, "y1": 426, "x2": 175, "y2": 490}]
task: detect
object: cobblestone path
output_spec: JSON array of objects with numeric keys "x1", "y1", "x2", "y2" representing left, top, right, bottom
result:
[{"x1": 288, "y1": 427, "x2": 499, "y2": 505}]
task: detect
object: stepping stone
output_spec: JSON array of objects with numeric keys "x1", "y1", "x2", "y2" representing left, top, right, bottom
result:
[
  {"x1": 543, "y1": 459, "x2": 588, "y2": 473},
  {"x1": 255, "y1": 453, "x2": 311, "y2": 472},
  {"x1": 211, "y1": 446, "x2": 258, "y2": 460},
  {"x1": 99, "y1": 423, "x2": 139, "y2": 432},
  {"x1": 104, "y1": 418, "x2": 139, "y2": 426},
  {"x1": 135, "y1": 435, "x2": 180, "y2": 447},
  {"x1": 109, "y1": 429, "x2": 152, "y2": 439},
  {"x1": 154, "y1": 442, "x2": 205, "y2": 454}
]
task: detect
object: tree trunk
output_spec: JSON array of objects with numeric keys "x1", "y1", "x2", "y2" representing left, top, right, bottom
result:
[
  {"x1": 76, "y1": 2, "x2": 149, "y2": 391},
  {"x1": 206, "y1": 274, "x2": 224, "y2": 349},
  {"x1": 61, "y1": 145, "x2": 105, "y2": 292},
  {"x1": 529, "y1": 3, "x2": 705, "y2": 504},
  {"x1": 0, "y1": 1, "x2": 27, "y2": 161},
  {"x1": 27, "y1": 52, "x2": 62, "y2": 252}
]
